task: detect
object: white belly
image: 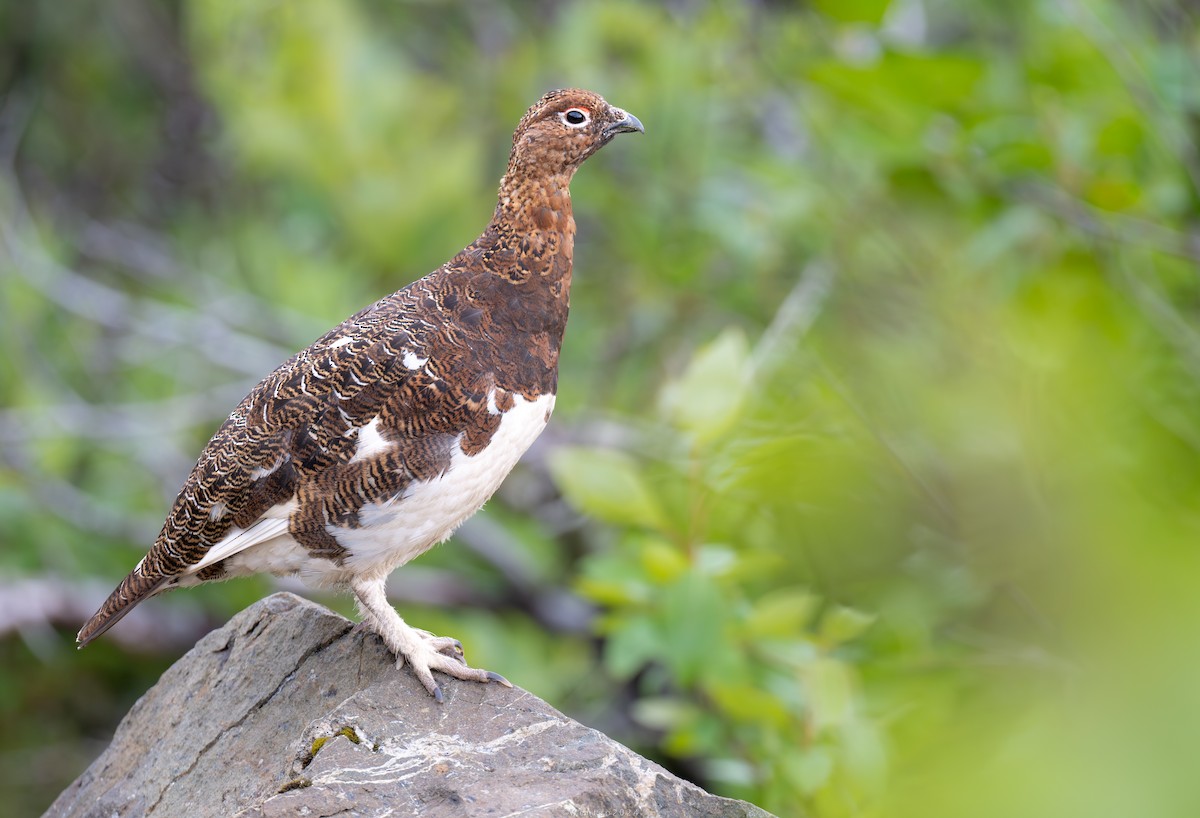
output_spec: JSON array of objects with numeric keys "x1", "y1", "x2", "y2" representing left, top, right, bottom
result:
[
  {"x1": 198, "y1": 391, "x2": 555, "y2": 587},
  {"x1": 336, "y1": 391, "x2": 555, "y2": 579}
]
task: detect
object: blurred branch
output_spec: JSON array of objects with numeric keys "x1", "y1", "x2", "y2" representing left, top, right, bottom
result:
[
  {"x1": 1062, "y1": 0, "x2": 1200, "y2": 196},
  {"x1": 112, "y1": 0, "x2": 220, "y2": 207},
  {"x1": 73, "y1": 217, "x2": 330, "y2": 346},
  {"x1": 76, "y1": 219, "x2": 183, "y2": 283},
  {"x1": 0, "y1": 169, "x2": 312, "y2": 538},
  {"x1": 1009, "y1": 180, "x2": 1200, "y2": 263},
  {"x1": 1119, "y1": 264, "x2": 1200, "y2": 371},
  {"x1": 0, "y1": 577, "x2": 210, "y2": 653},
  {"x1": 0, "y1": 384, "x2": 248, "y2": 445},
  {"x1": 0, "y1": 79, "x2": 36, "y2": 170},
  {"x1": 0, "y1": 208, "x2": 294, "y2": 379},
  {"x1": 0, "y1": 166, "x2": 302, "y2": 379},
  {"x1": 749, "y1": 260, "x2": 833, "y2": 378},
  {"x1": 0, "y1": 440, "x2": 162, "y2": 543},
  {"x1": 458, "y1": 513, "x2": 595, "y2": 633},
  {"x1": 1010, "y1": 180, "x2": 1200, "y2": 382},
  {"x1": 816, "y1": 357, "x2": 957, "y2": 528}
]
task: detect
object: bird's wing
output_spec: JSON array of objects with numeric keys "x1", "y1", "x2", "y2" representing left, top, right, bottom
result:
[{"x1": 78, "y1": 292, "x2": 428, "y2": 646}]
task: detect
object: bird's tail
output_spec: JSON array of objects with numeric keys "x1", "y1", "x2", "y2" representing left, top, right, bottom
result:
[{"x1": 77, "y1": 568, "x2": 171, "y2": 648}]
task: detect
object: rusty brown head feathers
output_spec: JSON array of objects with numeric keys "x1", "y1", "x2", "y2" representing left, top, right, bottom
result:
[{"x1": 504, "y1": 88, "x2": 644, "y2": 181}]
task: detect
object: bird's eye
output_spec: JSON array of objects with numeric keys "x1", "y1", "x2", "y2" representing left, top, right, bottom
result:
[{"x1": 561, "y1": 108, "x2": 589, "y2": 127}]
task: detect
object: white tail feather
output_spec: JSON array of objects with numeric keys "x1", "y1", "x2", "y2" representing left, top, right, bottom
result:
[{"x1": 187, "y1": 504, "x2": 294, "y2": 574}]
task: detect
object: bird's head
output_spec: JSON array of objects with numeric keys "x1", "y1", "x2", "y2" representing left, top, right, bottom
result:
[{"x1": 505, "y1": 88, "x2": 644, "y2": 180}]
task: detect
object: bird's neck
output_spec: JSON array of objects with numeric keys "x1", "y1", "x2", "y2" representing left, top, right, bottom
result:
[{"x1": 479, "y1": 170, "x2": 576, "y2": 283}]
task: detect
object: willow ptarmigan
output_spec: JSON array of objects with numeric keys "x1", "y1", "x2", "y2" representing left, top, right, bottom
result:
[{"x1": 77, "y1": 89, "x2": 643, "y2": 701}]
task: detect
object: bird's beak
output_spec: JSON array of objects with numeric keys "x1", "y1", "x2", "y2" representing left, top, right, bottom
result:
[{"x1": 605, "y1": 109, "x2": 645, "y2": 137}]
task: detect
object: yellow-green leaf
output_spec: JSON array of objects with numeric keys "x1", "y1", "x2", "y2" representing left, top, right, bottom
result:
[
  {"x1": 658, "y1": 328, "x2": 751, "y2": 446},
  {"x1": 745, "y1": 588, "x2": 821, "y2": 638},
  {"x1": 548, "y1": 447, "x2": 667, "y2": 530}
]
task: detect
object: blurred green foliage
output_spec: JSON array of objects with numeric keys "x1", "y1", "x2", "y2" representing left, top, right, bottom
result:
[{"x1": 3, "y1": 0, "x2": 1200, "y2": 816}]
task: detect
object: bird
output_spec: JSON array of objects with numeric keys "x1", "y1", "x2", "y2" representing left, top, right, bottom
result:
[{"x1": 77, "y1": 88, "x2": 644, "y2": 701}]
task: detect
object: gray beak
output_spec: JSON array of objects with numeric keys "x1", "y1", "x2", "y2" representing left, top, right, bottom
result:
[{"x1": 606, "y1": 109, "x2": 645, "y2": 136}]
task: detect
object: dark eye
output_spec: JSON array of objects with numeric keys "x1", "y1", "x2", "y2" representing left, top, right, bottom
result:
[{"x1": 561, "y1": 108, "x2": 589, "y2": 127}]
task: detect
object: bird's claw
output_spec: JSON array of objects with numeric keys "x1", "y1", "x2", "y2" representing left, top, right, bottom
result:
[
  {"x1": 400, "y1": 636, "x2": 511, "y2": 702},
  {"x1": 426, "y1": 636, "x2": 466, "y2": 663}
]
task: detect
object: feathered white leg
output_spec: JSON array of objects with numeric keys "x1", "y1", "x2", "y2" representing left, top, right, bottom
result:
[{"x1": 351, "y1": 577, "x2": 511, "y2": 702}]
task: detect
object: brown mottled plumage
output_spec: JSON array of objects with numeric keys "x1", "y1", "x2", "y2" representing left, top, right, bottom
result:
[{"x1": 78, "y1": 88, "x2": 643, "y2": 700}]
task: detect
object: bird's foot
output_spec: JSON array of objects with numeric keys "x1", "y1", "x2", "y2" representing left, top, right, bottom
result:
[
  {"x1": 353, "y1": 619, "x2": 460, "y2": 659},
  {"x1": 408, "y1": 629, "x2": 466, "y2": 664},
  {"x1": 351, "y1": 578, "x2": 511, "y2": 702},
  {"x1": 396, "y1": 632, "x2": 512, "y2": 703}
]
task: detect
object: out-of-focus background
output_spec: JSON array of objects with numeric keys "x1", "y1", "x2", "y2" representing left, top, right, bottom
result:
[{"x1": 2, "y1": 1, "x2": 1199, "y2": 815}]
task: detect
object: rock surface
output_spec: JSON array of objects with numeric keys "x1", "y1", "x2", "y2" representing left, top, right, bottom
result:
[{"x1": 46, "y1": 593, "x2": 775, "y2": 818}]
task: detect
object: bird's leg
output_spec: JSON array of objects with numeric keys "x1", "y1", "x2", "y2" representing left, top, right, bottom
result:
[
  {"x1": 353, "y1": 613, "x2": 462, "y2": 662},
  {"x1": 350, "y1": 604, "x2": 379, "y2": 638},
  {"x1": 350, "y1": 577, "x2": 511, "y2": 702},
  {"x1": 352, "y1": 587, "x2": 462, "y2": 662}
]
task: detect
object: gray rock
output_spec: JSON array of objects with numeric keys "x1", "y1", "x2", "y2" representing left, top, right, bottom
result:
[{"x1": 46, "y1": 593, "x2": 775, "y2": 818}]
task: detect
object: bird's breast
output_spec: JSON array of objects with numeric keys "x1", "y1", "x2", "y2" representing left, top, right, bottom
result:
[{"x1": 329, "y1": 388, "x2": 555, "y2": 579}]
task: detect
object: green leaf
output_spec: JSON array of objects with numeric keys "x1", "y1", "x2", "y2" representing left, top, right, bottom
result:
[
  {"x1": 838, "y1": 717, "x2": 888, "y2": 795},
  {"x1": 548, "y1": 447, "x2": 667, "y2": 530},
  {"x1": 641, "y1": 539, "x2": 690, "y2": 583},
  {"x1": 784, "y1": 746, "x2": 835, "y2": 795},
  {"x1": 605, "y1": 616, "x2": 661, "y2": 679},
  {"x1": 658, "y1": 328, "x2": 751, "y2": 445},
  {"x1": 812, "y1": 0, "x2": 891, "y2": 25},
  {"x1": 818, "y1": 605, "x2": 877, "y2": 646},
  {"x1": 632, "y1": 696, "x2": 698, "y2": 731},
  {"x1": 804, "y1": 657, "x2": 856, "y2": 732},
  {"x1": 657, "y1": 572, "x2": 726, "y2": 686},
  {"x1": 807, "y1": 52, "x2": 983, "y2": 152},
  {"x1": 746, "y1": 588, "x2": 821, "y2": 638},
  {"x1": 710, "y1": 680, "x2": 792, "y2": 728},
  {"x1": 695, "y1": 544, "x2": 738, "y2": 577},
  {"x1": 576, "y1": 575, "x2": 646, "y2": 607},
  {"x1": 577, "y1": 549, "x2": 653, "y2": 607}
]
